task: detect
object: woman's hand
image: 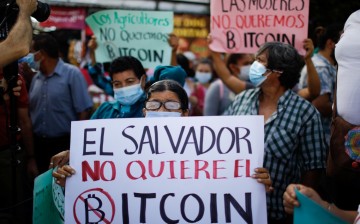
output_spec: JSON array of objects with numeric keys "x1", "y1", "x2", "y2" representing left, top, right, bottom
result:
[
  {"x1": 283, "y1": 184, "x2": 325, "y2": 214},
  {"x1": 168, "y1": 33, "x2": 179, "y2": 52},
  {"x1": 49, "y1": 150, "x2": 70, "y2": 169},
  {"x1": 303, "y1": 38, "x2": 314, "y2": 61},
  {"x1": 52, "y1": 165, "x2": 76, "y2": 187},
  {"x1": 252, "y1": 167, "x2": 273, "y2": 193},
  {"x1": 88, "y1": 35, "x2": 98, "y2": 52}
]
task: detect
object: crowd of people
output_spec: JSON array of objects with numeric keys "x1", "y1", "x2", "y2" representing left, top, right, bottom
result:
[{"x1": 0, "y1": 0, "x2": 359, "y2": 223}]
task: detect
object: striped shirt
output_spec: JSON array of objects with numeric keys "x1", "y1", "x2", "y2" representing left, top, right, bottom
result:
[{"x1": 224, "y1": 88, "x2": 327, "y2": 220}]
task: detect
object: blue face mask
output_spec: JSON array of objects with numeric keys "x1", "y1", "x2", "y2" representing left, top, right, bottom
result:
[
  {"x1": 113, "y1": 83, "x2": 144, "y2": 106},
  {"x1": 19, "y1": 53, "x2": 41, "y2": 71},
  {"x1": 249, "y1": 61, "x2": 269, "y2": 87},
  {"x1": 145, "y1": 111, "x2": 182, "y2": 118}
]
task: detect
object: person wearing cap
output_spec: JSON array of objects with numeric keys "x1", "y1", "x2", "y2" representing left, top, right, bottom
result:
[{"x1": 147, "y1": 65, "x2": 186, "y2": 87}]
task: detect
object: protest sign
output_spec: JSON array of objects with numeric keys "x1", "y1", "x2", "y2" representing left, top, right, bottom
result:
[
  {"x1": 65, "y1": 116, "x2": 267, "y2": 223},
  {"x1": 294, "y1": 189, "x2": 347, "y2": 224},
  {"x1": 86, "y1": 10, "x2": 174, "y2": 68},
  {"x1": 40, "y1": 6, "x2": 86, "y2": 30},
  {"x1": 210, "y1": 0, "x2": 309, "y2": 54},
  {"x1": 33, "y1": 169, "x2": 64, "y2": 224}
]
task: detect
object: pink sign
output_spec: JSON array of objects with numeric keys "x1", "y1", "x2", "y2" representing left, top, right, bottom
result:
[
  {"x1": 210, "y1": 0, "x2": 309, "y2": 54},
  {"x1": 40, "y1": 6, "x2": 86, "y2": 30}
]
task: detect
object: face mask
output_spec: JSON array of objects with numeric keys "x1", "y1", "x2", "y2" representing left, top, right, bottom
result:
[
  {"x1": 19, "y1": 53, "x2": 41, "y2": 71},
  {"x1": 195, "y1": 72, "x2": 212, "y2": 84},
  {"x1": 145, "y1": 111, "x2": 182, "y2": 118},
  {"x1": 249, "y1": 61, "x2": 269, "y2": 87},
  {"x1": 113, "y1": 83, "x2": 144, "y2": 106},
  {"x1": 238, "y1": 64, "x2": 251, "y2": 81}
]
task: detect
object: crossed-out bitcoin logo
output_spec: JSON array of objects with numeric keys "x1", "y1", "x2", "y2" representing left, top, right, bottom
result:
[{"x1": 73, "y1": 188, "x2": 115, "y2": 224}]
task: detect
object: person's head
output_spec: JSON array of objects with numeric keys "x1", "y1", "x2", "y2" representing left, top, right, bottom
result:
[
  {"x1": 110, "y1": 56, "x2": 147, "y2": 106},
  {"x1": 226, "y1": 53, "x2": 254, "y2": 80},
  {"x1": 29, "y1": 33, "x2": 59, "y2": 72},
  {"x1": 143, "y1": 80, "x2": 189, "y2": 117},
  {"x1": 32, "y1": 33, "x2": 60, "y2": 59},
  {"x1": 195, "y1": 58, "x2": 214, "y2": 84},
  {"x1": 148, "y1": 65, "x2": 187, "y2": 88},
  {"x1": 249, "y1": 42, "x2": 304, "y2": 89},
  {"x1": 317, "y1": 24, "x2": 343, "y2": 63},
  {"x1": 176, "y1": 53, "x2": 195, "y2": 78},
  {"x1": 317, "y1": 24, "x2": 343, "y2": 51}
]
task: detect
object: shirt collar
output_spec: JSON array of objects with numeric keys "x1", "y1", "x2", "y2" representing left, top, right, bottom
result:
[
  {"x1": 52, "y1": 59, "x2": 64, "y2": 77},
  {"x1": 252, "y1": 88, "x2": 293, "y2": 124},
  {"x1": 37, "y1": 59, "x2": 63, "y2": 78}
]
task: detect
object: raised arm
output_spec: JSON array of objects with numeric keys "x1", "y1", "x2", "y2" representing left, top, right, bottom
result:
[
  {"x1": 210, "y1": 50, "x2": 247, "y2": 94},
  {"x1": 298, "y1": 39, "x2": 320, "y2": 100},
  {"x1": 168, "y1": 33, "x2": 179, "y2": 66},
  {"x1": 208, "y1": 35, "x2": 247, "y2": 94},
  {"x1": 0, "y1": 0, "x2": 37, "y2": 67}
]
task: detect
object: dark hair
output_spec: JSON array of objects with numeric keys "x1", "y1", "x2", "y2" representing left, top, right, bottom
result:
[
  {"x1": 146, "y1": 80, "x2": 189, "y2": 111},
  {"x1": 196, "y1": 58, "x2": 213, "y2": 72},
  {"x1": 257, "y1": 42, "x2": 304, "y2": 89},
  {"x1": 176, "y1": 53, "x2": 195, "y2": 78},
  {"x1": 33, "y1": 33, "x2": 59, "y2": 59},
  {"x1": 317, "y1": 23, "x2": 343, "y2": 50},
  {"x1": 196, "y1": 57, "x2": 217, "y2": 81},
  {"x1": 226, "y1": 53, "x2": 247, "y2": 70},
  {"x1": 109, "y1": 56, "x2": 145, "y2": 80}
]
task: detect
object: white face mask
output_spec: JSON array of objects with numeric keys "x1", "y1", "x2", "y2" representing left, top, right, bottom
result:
[
  {"x1": 195, "y1": 72, "x2": 212, "y2": 84},
  {"x1": 238, "y1": 64, "x2": 251, "y2": 81},
  {"x1": 113, "y1": 83, "x2": 144, "y2": 106},
  {"x1": 145, "y1": 111, "x2": 182, "y2": 118}
]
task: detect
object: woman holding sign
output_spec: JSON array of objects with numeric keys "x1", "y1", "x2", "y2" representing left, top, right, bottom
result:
[
  {"x1": 52, "y1": 80, "x2": 274, "y2": 193},
  {"x1": 223, "y1": 41, "x2": 327, "y2": 224}
]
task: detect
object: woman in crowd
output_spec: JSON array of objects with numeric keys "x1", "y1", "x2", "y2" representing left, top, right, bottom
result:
[
  {"x1": 223, "y1": 41, "x2": 327, "y2": 223},
  {"x1": 189, "y1": 58, "x2": 214, "y2": 116},
  {"x1": 52, "y1": 79, "x2": 273, "y2": 193},
  {"x1": 204, "y1": 53, "x2": 254, "y2": 116},
  {"x1": 210, "y1": 37, "x2": 321, "y2": 102}
]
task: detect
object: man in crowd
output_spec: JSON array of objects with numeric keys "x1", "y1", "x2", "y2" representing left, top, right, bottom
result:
[{"x1": 28, "y1": 33, "x2": 93, "y2": 173}]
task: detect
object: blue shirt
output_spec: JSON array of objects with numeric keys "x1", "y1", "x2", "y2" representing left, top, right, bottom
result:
[
  {"x1": 224, "y1": 88, "x2": 327, "y2": 220},
  {"x1": 29, "y1": 59, "x2": 93, "y2": 137},
  {"x1": 91, "y1": 95, "x2": 145, "y2": 119}
]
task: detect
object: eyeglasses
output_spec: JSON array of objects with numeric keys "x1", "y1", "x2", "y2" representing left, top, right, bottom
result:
[{"x1": 145, "y1": 101, "x2": 181, "y2": 110}]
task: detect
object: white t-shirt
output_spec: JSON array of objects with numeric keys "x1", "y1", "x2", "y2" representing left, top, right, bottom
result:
[{"x1": 335, "y1": 10, "x2": 360, "y2": 125}]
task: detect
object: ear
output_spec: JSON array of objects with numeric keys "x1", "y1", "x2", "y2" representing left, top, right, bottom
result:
[{"x1": 140, "y1": 74, "x2": 147, "y2": 90}]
